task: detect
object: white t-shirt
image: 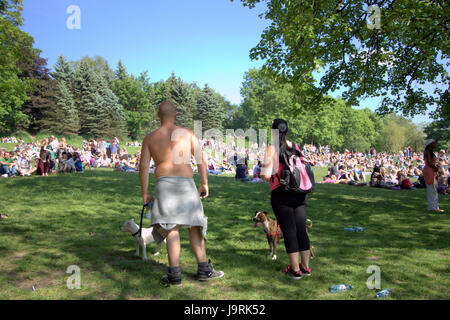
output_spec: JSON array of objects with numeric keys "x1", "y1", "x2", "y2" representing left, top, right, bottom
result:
[{"x1": 51, "y1": 140, "x2": 59, "y2": 150}]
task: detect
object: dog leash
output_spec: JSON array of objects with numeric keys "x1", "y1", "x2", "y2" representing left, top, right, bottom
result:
[{"x1": 132, "y1": 203, "x2": 151, "y2": 237}]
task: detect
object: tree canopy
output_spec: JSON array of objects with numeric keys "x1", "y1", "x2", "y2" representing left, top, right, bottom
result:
[{"x1": 233, "y1": 0, "x2": 449, "y2": 120}]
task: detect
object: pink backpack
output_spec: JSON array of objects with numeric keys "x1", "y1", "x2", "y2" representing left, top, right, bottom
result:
[{"x1": 270, "y1": 144, "x2": 315, "y2": 193}]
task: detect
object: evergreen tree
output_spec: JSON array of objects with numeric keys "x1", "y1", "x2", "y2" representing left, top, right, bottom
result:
[
  {"x1": 115, "y1": 60, "x2": 127, "y2": 81},
  {"x1": 41, "y1": 80, "x2": 79, "y2": 135},
  {"x1": 73, "y1": 60, "x2": 125, "y2": 137},
  {"x1": 195, "y1": 84, "x2": 224, "y2": 132},
  {"x1": 99, "y1": 74, "x2": 126, "y2": 138},
  {"x1": 165, "y1": 73, "x2": 196, "y2": 129},
  {"x1": 52, "y1": 55, "x2": 74, "y2": 83},
  {"x1": 111, "y1": 61, "x2": 151, "y2": 139}
]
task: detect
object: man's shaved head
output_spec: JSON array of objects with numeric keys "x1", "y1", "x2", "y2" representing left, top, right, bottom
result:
[{"x1": 158, "y1": 101, "x2": 177, "y2": 121}]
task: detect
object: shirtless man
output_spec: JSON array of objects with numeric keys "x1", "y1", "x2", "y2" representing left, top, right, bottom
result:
[{"x1": 139, "y1": 101, "x2": 224, "y2": 286}]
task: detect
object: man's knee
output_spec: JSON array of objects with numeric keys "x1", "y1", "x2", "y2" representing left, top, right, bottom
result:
[{"x1": 166, "y1": 226, "x2": 180, "y2": 237}]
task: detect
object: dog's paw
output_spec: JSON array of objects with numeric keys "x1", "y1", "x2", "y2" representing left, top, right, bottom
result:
[
  {"x1": 272, "y1": 255, "x2": 277, "y2": 260},
  {"x1": 142, "y1": 257, "x2": 148, "y2": 261},
  {"x1": 134, "y1": 252, "x2": 139, "y2": 257}
]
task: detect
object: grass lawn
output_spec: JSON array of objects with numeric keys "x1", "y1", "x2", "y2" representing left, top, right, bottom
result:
[{"x1": 0, "y1": 165, "x2": 448, "y2": 300}]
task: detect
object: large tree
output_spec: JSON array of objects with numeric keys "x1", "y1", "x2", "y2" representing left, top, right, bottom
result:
[
  {"x1": 19, "y1": 50, "x2": 56, "y2": 133},
  {"x1": 424, "y1": 118, "x2": 450, "y2": 150},
  {"x1": 234, "y1": 0, "x2": 449, "y2": 119},
  {"x1": 0, "y1": 0, "x2": 35, "y2": 132},
  {"x1": 40, "y1": 80, "x2": 79, "y2": 135},
  {"x1": 111, "y1": 60, "x2": 151, "y2": 139},
  {"x1": 195, "y1": 84, "x2": 225, "y2": 132},
  {"x1": 165, "y1": 73, "x2": 196, "y2": 129},
  {"x1": 73, "y1": 60, "x2": 125, "y2": 137}
]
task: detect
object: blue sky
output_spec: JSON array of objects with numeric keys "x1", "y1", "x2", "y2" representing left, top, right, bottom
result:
[
  {"x1": 20, "y1": 0, "x2": 435, "y2": 124},
  {"x1": 21, "y1": 0, "x2": 268, "y2": 105}
]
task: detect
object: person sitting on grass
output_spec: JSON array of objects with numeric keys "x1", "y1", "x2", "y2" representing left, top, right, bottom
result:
[
  {"x1": 73, "y1": 152, "x2": 83, "y2": 173},
  {"x1": 17, "y1": 150, "x2": 36, "y2": 176},
  {"x1": 115, "y1": 156, "x2": 137, "y2": 172},
  {"x1": 98, "y1": 154, "x2": 112, "y2": 168},
  {"x1": 207, "y1": 160, "x2": 221, "y2": 175},
  {"x1": 437, "y1": 166, "x2": 449, "y2": 195},
  {"x1": 252, "y1": 161, "x2": 262, "y2": 179},
  {"x1": 352, "y1": 164, "x2": 366, "y2": 182},
  {"x1": 0, "y1": 151, "x2": 18, "y2": 177},
  {"x1": 36, "y1": 149, "x2": 50, "y2": 176},
  {"x1": 318, "y1": 174, "x2": 338, "y2": 184},
  {"x1": 58, "y1": 152, "x2": 75, "y2": 173},
  {"x1": 235, "y1": 161, "x2": 250, "y2": 182},
  {"x1": 81, "y1": 149, "x2": 93, "y2": 171},
  {"x1": 386, "y1": 167, "x2": 399, "y2": 185},
  {"x1": 370, "y1": 167, "x2": 387, "y2": 188},
  {"x1": 398, "y1": 171, "x2": 414, "y2": 190}
]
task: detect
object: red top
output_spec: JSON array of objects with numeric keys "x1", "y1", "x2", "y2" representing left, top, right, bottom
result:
[{"x1": 423, "y1": 151, "x2": 438, "y2": 185}]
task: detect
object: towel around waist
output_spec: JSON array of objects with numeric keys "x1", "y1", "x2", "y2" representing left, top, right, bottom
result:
[{"x1": 151, "y1": 176, "x2": 207, "y2": 238}]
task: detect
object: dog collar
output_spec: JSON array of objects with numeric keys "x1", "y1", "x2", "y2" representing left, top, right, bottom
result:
[{"x1": 132, "y1": 231, "x2": 140, "y2": 237}]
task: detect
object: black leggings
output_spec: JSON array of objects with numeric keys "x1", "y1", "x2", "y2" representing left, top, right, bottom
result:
[{"x1": 271, "y1": 189, "x2": 310, "y2": 254}]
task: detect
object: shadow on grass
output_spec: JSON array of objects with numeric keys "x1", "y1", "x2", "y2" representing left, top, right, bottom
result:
[{"x1": 0, "y1": 171, "x2": 448, "y2": 299}]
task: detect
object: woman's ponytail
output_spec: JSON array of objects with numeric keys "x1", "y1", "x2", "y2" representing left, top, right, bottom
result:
[{"x1": 272, "y1": 119, "x2": 289, "y2": 161}]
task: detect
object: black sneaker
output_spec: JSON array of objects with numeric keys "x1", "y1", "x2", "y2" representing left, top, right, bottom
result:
[
  {"x1": 300, "y1": 265, "x2": 311, "y2": 276},
  {"x1": 197, "y1": 259, "x2": 224, "y2": 281},
  {"x1": 283, "y1": 265, "x2": 302, "y2": 280},
  {"x1": 160, "y1": 270, "x2": 182, "y2": 287}
]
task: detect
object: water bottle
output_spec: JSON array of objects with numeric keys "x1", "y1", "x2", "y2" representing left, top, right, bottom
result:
[
  {"x1": 376, "y1": 289, "x2": 392, "y2": 298},
  {"x1": 145, "y1": 201, "x2": 154, "y2": 219},
  {"x1": 330, "y1": 284, "x2": 353, "y2": 293},
  {"x1": 344, "y1": 227, "x2": 366, "y2": 232}
]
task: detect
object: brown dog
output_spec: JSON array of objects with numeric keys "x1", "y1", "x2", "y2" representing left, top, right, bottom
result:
[
  {"x1": 253, "y1": 211, "x2": 283, "y2": 260},
  {"x1": 253, "y1": 211, "x2": 315, "y2": 260}
]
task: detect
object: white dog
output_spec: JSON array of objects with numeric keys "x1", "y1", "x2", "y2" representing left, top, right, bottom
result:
[{"x1": 120, "y1": 219, "x2": 165, "y2": 261}]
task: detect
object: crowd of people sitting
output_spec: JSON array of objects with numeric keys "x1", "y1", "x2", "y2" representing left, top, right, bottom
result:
[
  {"x1": 197, "y1": 139, "x2": 449, "y2": 192},
  {"x1": 316, "y1": 146, "x2": 449, "y2": 193},
  {"x1": 0, "y1": 136, "x2": 140, "y2": 178},
  {"x1": 1, "y1": 135, "x2": 449, "y2": 195},
  {"x1": 2, "y1": 136, "x2": 23, "y2": 144}
]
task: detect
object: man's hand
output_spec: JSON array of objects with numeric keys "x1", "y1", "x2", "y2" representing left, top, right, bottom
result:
[
  {"x1": 143, "y1": 193, "x2": 154, "y2": 205},
  {"x1": 198, "y1": 184, "x2": 209, "y2": 199}
]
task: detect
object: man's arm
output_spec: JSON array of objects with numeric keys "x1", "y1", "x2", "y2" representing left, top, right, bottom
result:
[
  {"x1": 139, "y1": 135, "x2": 153, "y2": 204},
  {"x1": 191, "y1": 132, "x2": 208, "y2": 199}
]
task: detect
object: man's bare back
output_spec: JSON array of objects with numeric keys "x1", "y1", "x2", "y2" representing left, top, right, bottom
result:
[
  {"x1": 139, "y1": 101, "x2": 208, "y2": 204},
  {"x1": 143, "y1": 125, "x2": 195, "y2": 179}
]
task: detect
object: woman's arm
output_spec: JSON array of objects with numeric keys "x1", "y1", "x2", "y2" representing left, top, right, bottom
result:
[
  {"x1": 261, "y1": 145, "x2": 276, "y2": 181},
  {"x1": 424, "y1": 150, "x2": 439, "y2": 171}
]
